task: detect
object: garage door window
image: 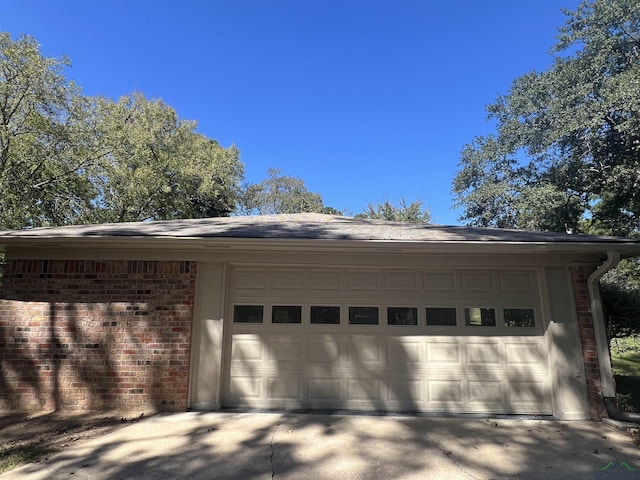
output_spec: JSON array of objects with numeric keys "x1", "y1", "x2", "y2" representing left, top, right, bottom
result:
[
  {"x1": 387, "y1": 307, "x2": 418, "y2": 326},
  {"x1": 310, "y1": 306, "x2": 341, "y2": 324},
  {"x1": 272, "y1": 305, "x2": 302, "y2": 324},
  {"x1": 426, "y1": 307, "x2": 457, "y2": 326},
  {"x1": 349, "y1": 306, "x2": 379, "y2": 325},
  {"x1": 464, "y1": 307, "x2": 496, "y2": 326},
  {"x1": 233, "y1": 305, "x2": 264, "y2": 323},
  {"x1": 504, "y1": 308, "x2": 536, "y2": 327}
]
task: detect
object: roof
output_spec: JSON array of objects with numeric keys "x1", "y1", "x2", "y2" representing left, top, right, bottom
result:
[
  {"x1": 0, "y1": 213, "x2": 636, "y2": 243},
  {"x1": 1, "y1": 213, "x2": 639, "y2": 258}
]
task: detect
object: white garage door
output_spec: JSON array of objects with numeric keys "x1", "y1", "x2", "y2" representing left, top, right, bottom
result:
[{"x1": 221, "y1": 266, "x2": 552, "y2": 414}]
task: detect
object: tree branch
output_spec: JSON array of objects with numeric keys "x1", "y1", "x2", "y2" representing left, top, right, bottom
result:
[{"x1": 31, "y1": 150, "x2": 110, "y2": 189}]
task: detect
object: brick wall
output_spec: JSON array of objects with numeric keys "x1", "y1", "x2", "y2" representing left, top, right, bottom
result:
[
  {"x1": 571, "y1": 266, "x2": 608, "y2": 420},
  {"x1": 0, "y1": 259, "x2": 197, "y2": 413}
]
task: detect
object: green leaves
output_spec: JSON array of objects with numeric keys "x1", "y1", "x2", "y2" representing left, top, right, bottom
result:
[
  {"x1": 453, "y1": 0, "x2": 640, "y2": 235},
  {"x1": 0, "y1": 34, "x2": 244, "y2": 228},
  {"x1": 239, "y1": 168, "x2": 324, "y2": 215},
  {"x1": 0, "y1": 33, "x2": 91, "y2": 229},
  {"x1": 357, "y1": 197, "x2": 430, "y2": 224},
  {"x1": 602, "y1": 258, "x2": 640, "y2": 338},
  {"x1": 85, "y1": 93, "x2": 243, "y2": 223}
]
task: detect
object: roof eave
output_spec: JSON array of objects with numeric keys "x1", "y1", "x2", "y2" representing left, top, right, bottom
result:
[{"x1": 2, "y1": 235, "x2": 639, "y2": 259}]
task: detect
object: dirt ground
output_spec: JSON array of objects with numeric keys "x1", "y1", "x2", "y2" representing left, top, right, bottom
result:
[{"x1": 0, "y1": 410, "x2": 146, "y2": 474}]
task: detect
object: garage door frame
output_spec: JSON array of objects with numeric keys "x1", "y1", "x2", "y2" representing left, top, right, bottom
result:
[{"x1": 189, "y1": 260, "x2": 590, "y2": 419}]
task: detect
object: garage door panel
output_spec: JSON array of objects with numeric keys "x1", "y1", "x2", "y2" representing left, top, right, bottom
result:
[
  {"x1": 309, "y1": 270, "x2": 342, "y2": 290},
  {"x1": 468, "y1": 380, "x2": 504, "y2": 404},
  {"x1": 427, "y1": 380, "x2": 464, "y2": 403},
  {"x1": 508, "y1": 380, "x2": 550, "y2": 407},
  {"x1": 308, "y1": 378, "x2": 343, "y2": 400},
  {"x1": 302, "y1": 365, "x2": 347, "y2": 380},
  {"x1": 461, "y1": 272, "x2": 494, "y2": 292},
  {"x1": 426, "y1": 342, "x2": 461, "y2": 364},
  {"x1": 268, "y1": 340, "x2": 304, "y2": 362},
  {"x1": 308, "y1": 339, "x2": 342, "y2": 362},
  {"x1": 347, "y1": 340, "x2": 384, "y2": 364},
  {"x1": 229, "y1": 376, "x2": 262, "y2": 399},
  {"x1": 505, "y1": 343, "x2": 546, "y2": 367},
  {"x1": 423, "y1": 272, "x2": 456, "y2": 292},
  {"x1": 385, "y1": 271, "x2": 418, "y2": 291},
  {"x1": 499, "y1": 272, "x2": 534, "y2": 293},
  {"x1": 387, "y1": 378, "x2": 423, "y2": 403},
  {"x1": 466, "y1": 342, "x2": 502, "y2": 365},
  {"x1": 267, "y1": 376, "x2": 303, "y2": 400},
  {"x1": 223, "y1": 265, "x2": 551, "y2": 414},
  {"x1": 387, "y1": 340, "x2": 421, "y2": 364},
  {"x1": 230, "y1": 269, "x2": 268, "y2": 290},
  {"x1": 347, "y1": 271, "x2": 380, "y2": 290},
  {"x1": 347, "y1": 378, "x2": 383, "y2": 401},
  {"x1": 224, "y1": 336, "x2": 551, "y2": 413},
  {"x1": 272, "y1": 269, "x2": 305, "y2": 290},
  {"x1": 230, "y1": 338, "x2": 264, "y2": 362}
]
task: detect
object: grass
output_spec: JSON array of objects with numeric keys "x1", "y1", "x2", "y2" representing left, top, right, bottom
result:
[
  {"x1": 0, "y1": 444, "x2": 54, "y2": 474},
  {"x1": 610, "y1": 336, "x2": 640, "y2": 413}
]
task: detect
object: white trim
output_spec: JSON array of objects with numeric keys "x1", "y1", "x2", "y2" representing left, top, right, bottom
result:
[{"x1": 188, "y1": 263, "x2": 228, "y2": 410}]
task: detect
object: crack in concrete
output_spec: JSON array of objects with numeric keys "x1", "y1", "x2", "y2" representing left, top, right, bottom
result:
[
  {"x1": 269, "y1": 422, "x2": 281, "y2": 479},
  {"x1": 413, "y1": 420, "x2": 482, "y2": 480}
]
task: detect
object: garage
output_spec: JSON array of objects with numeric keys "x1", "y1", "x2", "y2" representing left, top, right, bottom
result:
[
  {"x1": 222, "y1": 265, "x2": 551, "y2": 414},
  {"x1": 4, "y1": 213, "x2": 640, "y2": 418}
]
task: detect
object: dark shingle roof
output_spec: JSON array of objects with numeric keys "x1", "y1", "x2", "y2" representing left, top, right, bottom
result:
[{"x1": 0, "y1": 213, "x2": 637, "y2": 245}]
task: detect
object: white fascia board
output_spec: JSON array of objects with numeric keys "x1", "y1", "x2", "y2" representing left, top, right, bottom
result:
[{"x1": 2, "y1": 236, "x2": 639, "y2": 259}]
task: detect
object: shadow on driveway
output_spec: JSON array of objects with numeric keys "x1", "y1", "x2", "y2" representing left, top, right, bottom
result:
[{"x1": 1, "y1": 411, "x2": 638, "y2": 480}]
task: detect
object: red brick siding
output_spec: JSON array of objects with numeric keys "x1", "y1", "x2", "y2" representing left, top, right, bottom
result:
[
  {"x1": 571, "y1": 266, "x2": 607, "y2": 420},
  {"x1": 0, "y1": 260, "x2": 197, "y2": 413}
]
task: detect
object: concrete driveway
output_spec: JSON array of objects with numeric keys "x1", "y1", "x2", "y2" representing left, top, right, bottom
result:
[{"x1": 2, "y1": 411, "x2": 638, "y2": 480}]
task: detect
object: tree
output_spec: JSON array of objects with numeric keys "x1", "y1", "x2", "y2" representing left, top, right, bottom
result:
[
  {"x1": 602, "y1": 258, "x2": 640, "y2": 338},
  {"x1": 357, "y1": 197, "x2": 431, "y2": 223},
  {"x1": 84, "y1": 93, "x2": 243, "y2": 223},
  {"x1": 238, "y1": 168, "x2": 325, "y2": 215},
  {"x1": 451, "y1": 0, "x2": 640, "y2": 356},
  {"x1": 0, "y1": 33, "x2": 244, "y2": 228},
  {"x1": 0, "y1": 33, "x2": 95, "y2": 229},
  {"x1": 452, "y1": 0, "x2": 640, "y2": 236}
]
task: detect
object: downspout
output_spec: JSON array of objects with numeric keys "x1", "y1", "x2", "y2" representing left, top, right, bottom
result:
[{"x1": 587, "y1": 250, "x2": 640, "y2": 423}]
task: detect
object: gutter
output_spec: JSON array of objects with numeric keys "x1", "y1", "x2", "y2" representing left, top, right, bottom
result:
[{"x1": 587, "y1": 250, "x2": 640, "y2": 423}]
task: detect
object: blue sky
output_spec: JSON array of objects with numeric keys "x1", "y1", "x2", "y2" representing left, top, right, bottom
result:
[{"x1": 0, "y1": 0, "x2": 581, "y2": 224}]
